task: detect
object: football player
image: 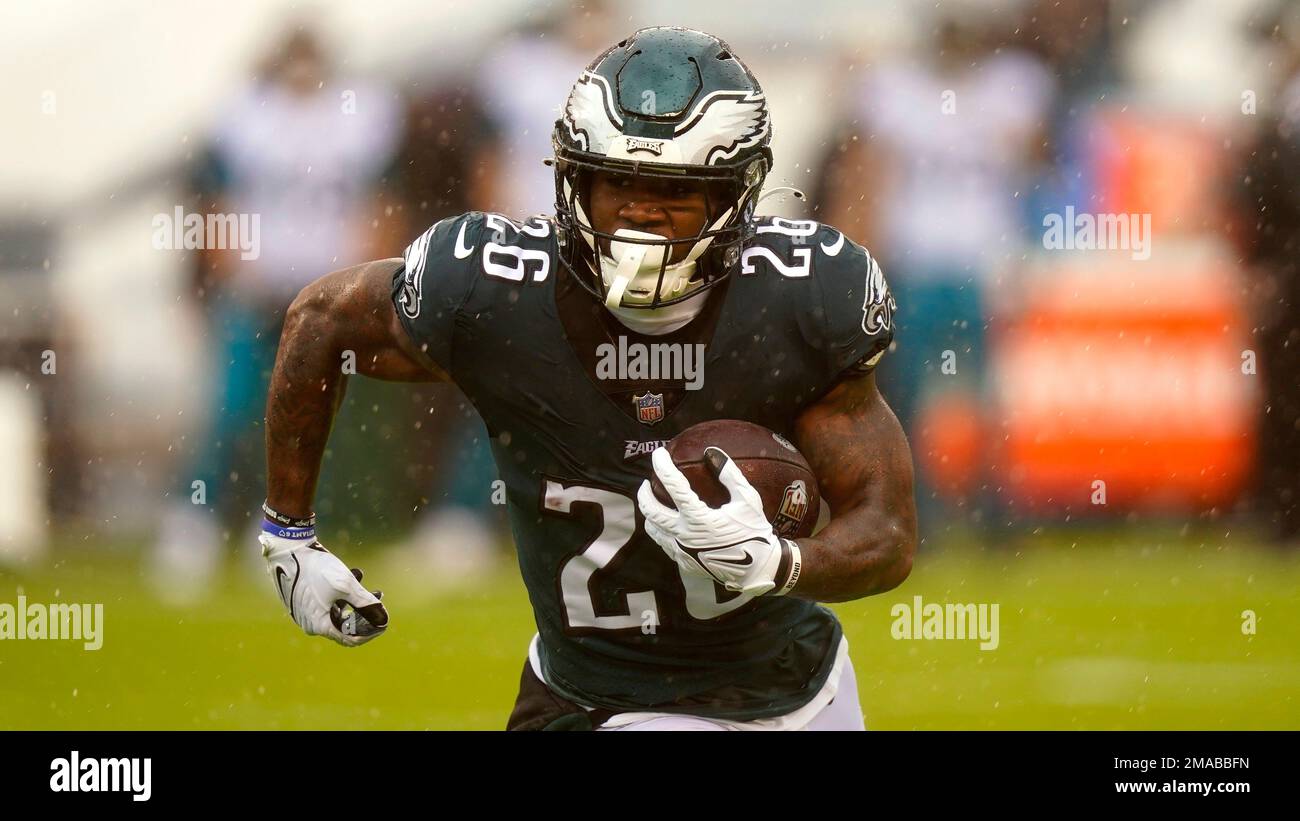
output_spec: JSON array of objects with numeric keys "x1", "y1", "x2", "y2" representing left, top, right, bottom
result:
[{"x1": 259, "y1": 26, "x2": 916, "y2": 730}]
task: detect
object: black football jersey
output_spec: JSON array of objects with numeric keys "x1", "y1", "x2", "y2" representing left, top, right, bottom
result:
[{"x1": 391, "y1": 211, "x2": 895, "y2": 720}]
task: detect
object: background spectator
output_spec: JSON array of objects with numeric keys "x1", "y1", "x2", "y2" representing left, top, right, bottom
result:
[
  {"x1": 822, "y1": 9, "x2": 1056, "y2": 536},
  {"x1": 152, "y1": 23, "x2": 403, "y2": 600}
]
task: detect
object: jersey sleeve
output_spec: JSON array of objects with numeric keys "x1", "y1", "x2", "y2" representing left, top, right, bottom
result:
[
  {"x1": 807, "y1": 229, "x2": 897, "y2": 377},
  {"x1": 390, "y1": 211, "x2": 485, "y2": 374}
]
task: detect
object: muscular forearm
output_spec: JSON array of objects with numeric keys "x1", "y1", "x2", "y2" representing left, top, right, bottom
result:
[
  {"x1": 264, "y1": 259, "x2": 440, "y2": 518},
  {"x1": 792, "y1": 505, "x2": 914, "y2": 602},
  {"x1": 264, "y1": 292, "x2": 351, "y2": 518}
]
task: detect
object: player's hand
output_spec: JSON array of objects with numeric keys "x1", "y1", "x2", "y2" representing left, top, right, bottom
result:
[
  {"x1": 259, "y1": 521, "x2": 389, "y2": 646},
  {"x1": 637, "y1": 447, "x2": 801, "y2": 597}
]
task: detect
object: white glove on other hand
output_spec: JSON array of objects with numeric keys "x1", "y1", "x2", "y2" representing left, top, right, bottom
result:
[{"x1": 259, "y1": 521, "x2": 389, "y2": 647}]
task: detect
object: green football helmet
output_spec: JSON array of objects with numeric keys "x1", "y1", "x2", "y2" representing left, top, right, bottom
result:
[{"x1": 551, "y1": 27, "x2": 773, "y2": 315}]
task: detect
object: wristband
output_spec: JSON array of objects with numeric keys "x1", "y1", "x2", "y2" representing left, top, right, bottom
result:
[
  {"x1": 262, "y1": 501, "x2": 315, "y2": 529},
  {"x1": 261, "y1": 519, "x2": 316, "y2": 541},
  {"x1": 771, "y1": 538, "x2": 802, "y2": 597}
]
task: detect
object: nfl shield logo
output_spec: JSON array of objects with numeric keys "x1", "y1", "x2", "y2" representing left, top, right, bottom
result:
[
  {"x1": 634, "y1": 392, "x2": 665, "y2": 425},
  {"x1": 774, "y1": 480, "x2": 810, "y2": 536}
]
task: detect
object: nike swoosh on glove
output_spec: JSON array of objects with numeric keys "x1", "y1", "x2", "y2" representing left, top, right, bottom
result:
[
  {"x1": 259, "y1": 521, "x2": 389, "y2": 647},
  {"x1": 637, "y1": 446, "x2": 801, "y2": 597}
]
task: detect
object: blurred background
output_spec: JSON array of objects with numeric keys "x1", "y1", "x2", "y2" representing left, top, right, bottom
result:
[{"x1": 0, "y1": 0, "x2": 1297, "y2": 729}]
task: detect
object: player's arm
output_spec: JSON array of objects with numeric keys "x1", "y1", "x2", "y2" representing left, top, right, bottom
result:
[
  {"x1": 637, "y1": 370, "x2": 915, "y2": 603},
  {"x1": 260, "y1": 257, "x2": 445, "y2": 647},
  {"x1": 265, "y1": 257, "x2": 444, "y2": 517},
  {"x1": 637, "y1": 229, "x2": 913, "y2": 603},
  {"x1": 788, "y1": 369, "x2": 916, "y2": 602}
]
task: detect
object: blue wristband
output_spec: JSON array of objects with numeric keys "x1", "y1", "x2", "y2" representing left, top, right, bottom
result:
[{"x1": 262, "y1": 520, "x2": 316, "y2": 540}]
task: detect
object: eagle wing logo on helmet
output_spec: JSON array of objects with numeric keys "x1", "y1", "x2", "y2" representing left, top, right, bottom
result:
[
  {"x1": 564, "y1": 71, "x2": 622, "y2": 154},
  {"x1": 673, "y1": 89, "x2": 769, "y2": 166}
]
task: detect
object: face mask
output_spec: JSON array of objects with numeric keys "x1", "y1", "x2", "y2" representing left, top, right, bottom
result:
[
  {"x1": 599, "y1": 228, "x2": 701, "y2": 304},
  {"x1": 566, "y1": 177, "x2": 733, "y2": 334},
  {"x1": 589, "y1": 212, "x2": 731, "y2": 335},
  {"x1": 595, "y1": 228, "x2": 710, "y2": 335}
]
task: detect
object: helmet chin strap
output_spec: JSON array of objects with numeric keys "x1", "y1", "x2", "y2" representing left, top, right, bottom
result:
[
  {"x1": 597, "y1": 219, "x2": 727, "y2": 335},
  {"x1": 602, "y1": 230, "x2": 662, "y2": 309},
  {"x1": 601, "y1": 229, "x2": 684, "y2": 309},
  {"x1": 592, "y1": 208, "x2": 734, "y2": 310},
  {"x1": 606, "y1": 290, "x2": 711, "y2": 335}
]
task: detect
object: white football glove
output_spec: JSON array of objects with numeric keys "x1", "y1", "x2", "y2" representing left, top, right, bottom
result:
[
  {"x1": 637, "y1": 446, "x2": 802, "y2": 597},
  {"x1": 259, "y1": 521, "x2": 389, "y2": 647}
]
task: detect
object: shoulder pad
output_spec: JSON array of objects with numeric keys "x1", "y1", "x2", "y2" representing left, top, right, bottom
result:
[{"x1": 741, "y1": 216, "x2": 895, "y2": 375}]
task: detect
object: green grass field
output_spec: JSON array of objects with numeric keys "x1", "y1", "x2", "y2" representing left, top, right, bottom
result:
[{"x1": 2, "y1": 525, "x2": 1297, "y2": 729}]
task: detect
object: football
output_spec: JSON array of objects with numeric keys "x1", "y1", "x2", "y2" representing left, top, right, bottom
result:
[{"x1": 649, "y1": 419, "x2": 821, "y2": 539}]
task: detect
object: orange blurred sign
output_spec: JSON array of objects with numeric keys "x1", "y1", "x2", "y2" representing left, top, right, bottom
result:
[
  {"x1": 990, "y1": 249, "x2": 1256, "y2": 511},
  {"x1": 1093, "y1": 110, "x2": 1226, "y2": 236},
  {"x1": 985, "y1": 110, "x2": 1257, "y2": 513}
]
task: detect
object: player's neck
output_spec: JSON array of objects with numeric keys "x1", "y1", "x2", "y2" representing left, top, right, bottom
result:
[
  {"x1": 598, "y1": 277, "x2": 728, "y2": 344},
  {"x1": 604, "y1": 290, "x2": 710, "y2": 336}
]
